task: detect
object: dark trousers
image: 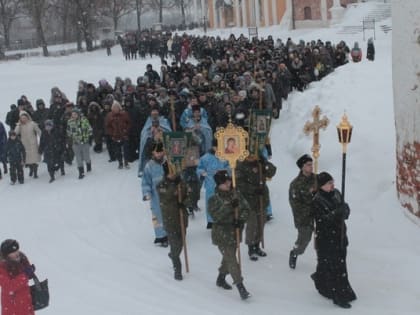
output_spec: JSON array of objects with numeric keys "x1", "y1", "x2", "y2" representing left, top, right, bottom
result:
[
  {"x1": 10, "y1": 162, "x2": 24, "y2": 183},
  {"x1": 105, "y1": 135, "x2": 115, "y2": 161},
  {"x1": 127, "y1": 134, "x2": 139, "y2": 162},
  {"x1": 113, "y1": 140, "x2": 129, "y2": 164}
]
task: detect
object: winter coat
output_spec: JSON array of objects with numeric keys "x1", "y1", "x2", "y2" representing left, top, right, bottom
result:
[
  {"x1": 0, "y1": 254, "x2": 34, "y2": 315},
  {"x1": 5, "y1": 138, "x2": 25, "y2": 164},
  {"x1": 105, "y1": 111, "x2": 131, "y2": 142},
  {"x1": 0, "y1": 122, "x2": 7, "y2": 162},
  {"x1": 236, "y1": 159, "x2": 276, "y2": 211},
  {"x1": 39, "y1": 128, "x2": 63, "y2": 165},
  {"x1": 312, "y1": 189, "x2": 349, "y2": 253},
  {"x1": 196, "y1": 151, "x2": 230, "y2": 212},
  {"x1": 367, "y1": 40, "x2": 375, "y2": 61},
  {"x1": 87, "y1": 102, "x2": 105, "y2": 144},
  {"x1": 208, "y1": 188, "x2": 250, "y2": 247},
  {"x1": 14, "y1": 115, "x2": 41, "y2": 164},
  {"x1": 289, "y1": 171, "x2": 316, "y2": 228},
  {"x1": 32, "y1": 108, "x2": 50, "y2": 130},
  {"x1": 5, "y1": 109, "x2": 19, "y2": 131},
  {"x1": 157, "y1": 176, "x2": 189, "y2": 233},
  {"x1": 67, "y1": 116, "x2": 92, "y2": 145}
]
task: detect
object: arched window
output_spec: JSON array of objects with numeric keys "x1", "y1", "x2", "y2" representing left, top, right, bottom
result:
[{"x1": 304, "y1": 6, "x2": 312, "y2": 20}]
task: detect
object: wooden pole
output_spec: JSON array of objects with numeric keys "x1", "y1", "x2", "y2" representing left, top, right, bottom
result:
[{"x1": 231, "y1": 167, "x2": 241, "y2": 270}]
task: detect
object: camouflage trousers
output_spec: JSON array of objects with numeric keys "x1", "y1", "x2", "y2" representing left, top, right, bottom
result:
[
  {"x1": 293, "y1": 226, "x2": 313, "y2": 255},
  {"x1": 217, "y1": 245, "x2": 243, "y2": 285},
  {"x1": 245, "y1": 210, "x2": 266, "y2": 245},
  {"x1": 167, "y1": 230, "x2": 183, "y2": 260}
]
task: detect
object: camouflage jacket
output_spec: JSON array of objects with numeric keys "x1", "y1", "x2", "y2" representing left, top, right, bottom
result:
[
  {"x1": 208, "y1": 188, "x2": 250, "y2": 247},
  {"x1": 289, "y1": 171, "x2": 316, "y2": 228},
  {"x1": 236, "y1": 159, "x2": 277, "y2": 210},
  {"x1": 157, "y1": 176, "x2": 188, "y2": 234}
]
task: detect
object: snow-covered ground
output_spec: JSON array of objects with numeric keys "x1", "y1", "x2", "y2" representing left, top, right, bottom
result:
[{"x1": 1, "y1": 3, "x2": 419, "y2": 315}]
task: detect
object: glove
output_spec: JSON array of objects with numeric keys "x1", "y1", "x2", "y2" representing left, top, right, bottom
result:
[
  {"x1": 24, "y1": 264, "x2": 35, "y2": 279},
  {"x1": 254, "y1": 187, "x2": 264, "y2": 195},
  {"x1": 338, "y1": 202, "x2": 350, "y2": 219},
  {"x1": 143, "y1": 195, "x2": 151, "y2": 201},
  {"x1": 232, "y1": 219, "x2": 242, "y2": 229},
  {"x1": 38, "y1": 148, "x2": 43, "y2": 155},
  {"x1": 231, "y1": 198, "x2": 239, "y2": 208}
]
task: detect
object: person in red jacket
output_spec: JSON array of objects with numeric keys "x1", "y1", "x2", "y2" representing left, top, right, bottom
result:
[
  {"x1": 105, "y1": 101, "x2": 132, "y2": 169},
  {"x1": 0, "y1": 239, "x2": 35, "y2": 315}
]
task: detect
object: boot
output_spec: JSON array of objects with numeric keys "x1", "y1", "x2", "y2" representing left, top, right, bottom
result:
[
  {"x1": 61, "y1": 167, "x2": 65, "y2": 176},
  {"x1": 236, "y1": 283, "x2": 251, "y2": 300},
  {"x1": 29, "y1": 165, "x2": 33, "y2": 177},
  {"x1": 3, "y1": 163, "x2": 7, "y2": 174},
  {"x1": 78, "y1": 167, "x2": 85, "y2": 179},
  {"x1": 216, "y1": 273, "x2": 232, "y2": 290},
  {"x1": 86, "y1": 163, "x2": 92, "y2": 172},
  {"x1": 33, "y1": 164, "x2": 38, "y2": 179},
  {"x1": 118, "y1": 161, "x2": 123, "y2": 169},
  {"x1": 248, "y1": 245, "x2": 258, "y2": 261},
  {"x1": 255, "y1": 244, "x2": 267, "y2": 257},
  {"x1": 334, "y1": 300, "x2": 352, "y2": 309},
  {"x1": 124, "y1": 161, "x2": 130, "y2": 169},
  {"x1": 168, "y1": 253, "x2": 182, "y2": 281},
  {"x1": 289, "y1": 250, "x2": 297, "y2": 269},
  {"x1": 49, "y1": 171, "x2": 55, "y2": 183}
]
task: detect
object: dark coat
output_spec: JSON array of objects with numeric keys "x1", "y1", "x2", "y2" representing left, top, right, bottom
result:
[
  {"x1": 0, "y1": 122, "x2": 7, "y2": 162},
  {"x1": 39, "y1": 128, "x2": 63, "y2": 165},
  {"x1": 5, "y1": 138, "x2": 26, "y2": 164},
  {"x1": 311, "y1": 188, "x2": 356, "y2": 304}
]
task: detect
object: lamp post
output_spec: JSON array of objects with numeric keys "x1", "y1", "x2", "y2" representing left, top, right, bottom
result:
[{"x1": 336, "y1": 113, "x2": 353, "y2": 200}]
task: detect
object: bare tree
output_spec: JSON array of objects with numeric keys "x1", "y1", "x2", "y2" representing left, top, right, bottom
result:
[
  {"x1": 147, "y1": 0, "x2": 175, "y2": 24},
  {"x1": 98, "y1": 0, "x2": 136, "y2": 31},
  {"x1": 73, "y1": 0, "x2": 95, "y2": 51},
  {"x1": 23, "y1": 0, "x2": 49, "y2": 56},
  {"x1": 49, "y1": 0, "x2": 72, "y2": 43},
  {"x1": 0, "y1": 0, "x2": 23, "y2": 48}
]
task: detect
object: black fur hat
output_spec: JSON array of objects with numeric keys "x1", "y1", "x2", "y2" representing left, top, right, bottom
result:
[
  {"x1": 296, "y1": 154, "x2": 313, "y2": 169},
  {"x1": 214, "y1": 170, "x2": 231, "y2": 186},
  {"x1": 1, "y1": 239, "x2": 19, "y2": 257}
]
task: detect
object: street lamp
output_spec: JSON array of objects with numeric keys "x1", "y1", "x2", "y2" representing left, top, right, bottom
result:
[{"x1": 336, "y1": 113, "x2": 353, "y2": 200}]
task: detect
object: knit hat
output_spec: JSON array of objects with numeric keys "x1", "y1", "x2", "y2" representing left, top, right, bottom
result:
[
  {"x1": 214, "y1": 170, "x2": 231, "y2": 186},
  {"x1": 1, "y1": 239, "x2": 19, "y2": 257},
  {"x1": 296, "y1": 154, "x2": 313, "y2": 169},
  {"x1": 317, "y1": 172, "x2": 333, "y2": 187}
]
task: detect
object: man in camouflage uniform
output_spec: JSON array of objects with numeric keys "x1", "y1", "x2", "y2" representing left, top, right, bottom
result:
[
  {"x1": 157, "y1": 161, "x2": 189, "y2": 281},
  {"x1": 288, "y1": 154, "x2": 316, "y2": 269},
  {"x1": 236, "y1": 156, "x2": 277, "y2": 261},
  {"x1": 208, "y1": 170, "x2": 251, "y2": 300}
]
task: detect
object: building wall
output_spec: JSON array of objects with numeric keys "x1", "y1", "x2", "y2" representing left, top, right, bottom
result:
[
  {"x1": 206, "y1": 0, "x2": 357, "y2": 29},
  {"x1": 392, "y1": 0, "x2": 420, "y2": 217}
]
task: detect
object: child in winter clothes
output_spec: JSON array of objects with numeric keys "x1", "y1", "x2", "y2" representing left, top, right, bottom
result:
[
  {"x1": 39, "y1": 119, "x2": 64, "y2": 183},
  {"x1": 5, "y1": 131, "x2": 25, "y2": 184}
]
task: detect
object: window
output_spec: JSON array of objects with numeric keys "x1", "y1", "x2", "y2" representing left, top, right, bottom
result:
[{"x1": 304, "y1": 6, "x2": 312, "y2": 20}]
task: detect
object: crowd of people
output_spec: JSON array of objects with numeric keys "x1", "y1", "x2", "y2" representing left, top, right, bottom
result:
[{"x1": 0, "y1": 32, "x2": 370, "y2": 307}]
